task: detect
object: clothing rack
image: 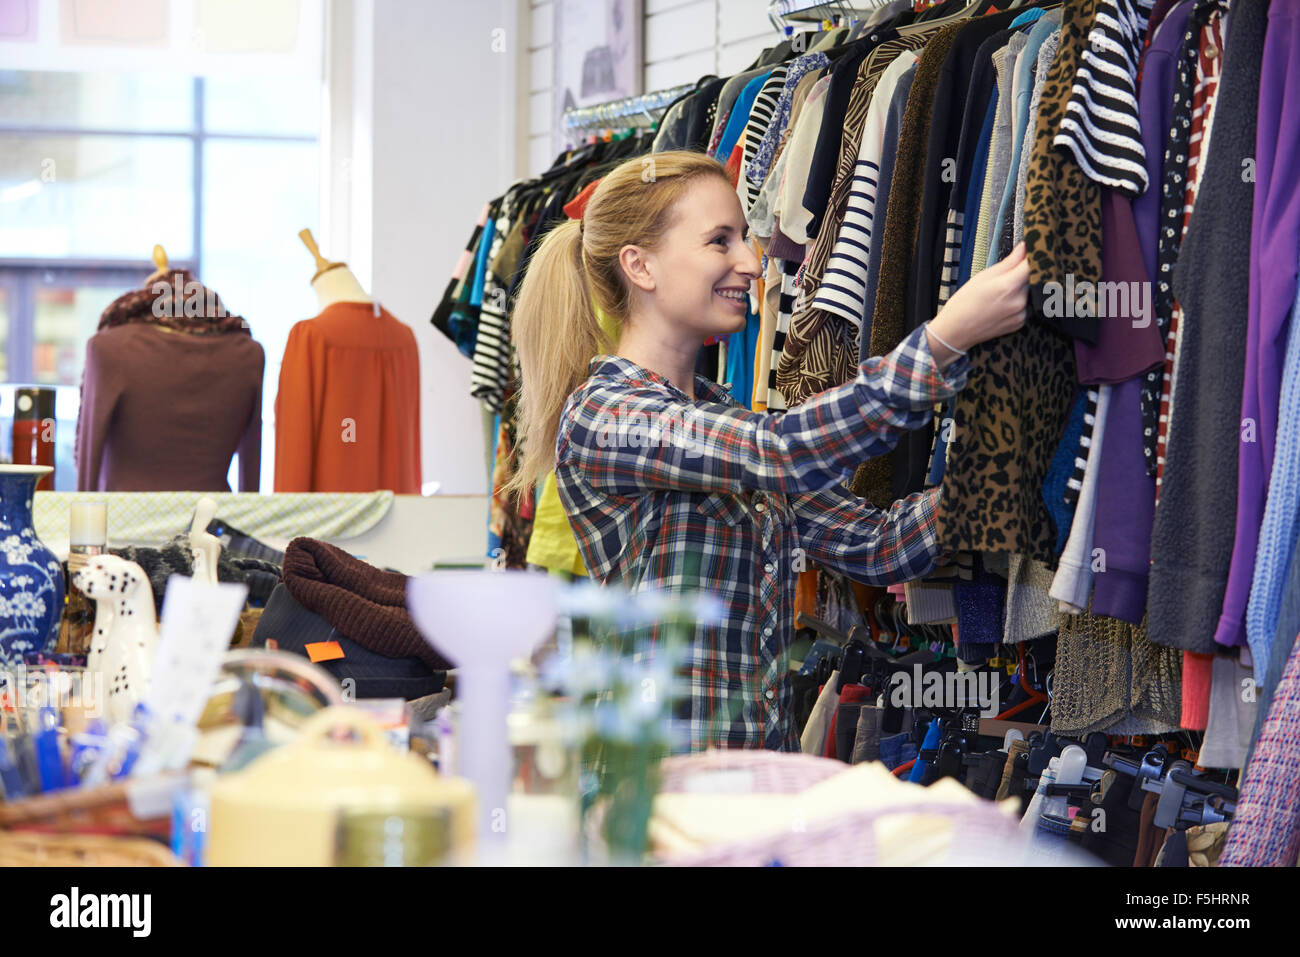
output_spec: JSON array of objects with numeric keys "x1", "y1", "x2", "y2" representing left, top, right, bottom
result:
[
  {"x1": 561, "y1": 83, "x2": 698, "y2": 132},
  {"x1": 766, "y1": 0, "x2": 882, "y2": 30}
]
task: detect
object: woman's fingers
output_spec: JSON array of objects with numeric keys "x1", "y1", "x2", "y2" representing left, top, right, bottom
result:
[{"x1": 988, "y1": 241, "x2": 1027, "y2": 273}]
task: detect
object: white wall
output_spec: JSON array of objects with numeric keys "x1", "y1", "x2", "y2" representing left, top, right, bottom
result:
[
  {"x1": 526, "y1": 0, "x2": 777, "y2": 175},
  {"x1": 323, "y1": 0, "x2": 780, "y2": 496},
  {"x1": 325, "y1": 0, "x2": 524, "y2": 496}
]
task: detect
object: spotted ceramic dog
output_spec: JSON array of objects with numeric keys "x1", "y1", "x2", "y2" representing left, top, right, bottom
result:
[{"x1": 75, "y1": 554, "x2": 159, "y2": 724}]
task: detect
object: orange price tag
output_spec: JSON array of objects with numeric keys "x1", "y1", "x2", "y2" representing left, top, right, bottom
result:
[{"x1": 304, "y1": 641, "x2": 345, "y2": 663}]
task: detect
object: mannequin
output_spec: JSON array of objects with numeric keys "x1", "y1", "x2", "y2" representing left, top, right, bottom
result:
[
  {"x1": 298, "y1": 229, "x2": 373, "y2": 308},
  {"x1": 77, "y1": 244, "x2": 263, "y2": 492},
  {"x1": 275, "y1": 230, "x2": 421, "y2": 493}
]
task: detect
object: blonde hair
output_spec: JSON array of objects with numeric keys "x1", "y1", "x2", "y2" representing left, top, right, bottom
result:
[{"x1": 505, "y1": 150, "x2": 731, "y2": 500}]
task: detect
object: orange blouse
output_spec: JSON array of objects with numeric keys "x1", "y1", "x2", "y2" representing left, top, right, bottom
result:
[{"x1": 274, "y1": 301, "x2": 422, "y2": 493}]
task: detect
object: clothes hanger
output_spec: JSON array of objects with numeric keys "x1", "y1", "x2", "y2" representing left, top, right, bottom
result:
[{"x1": 836, "y1": 638, "x2": 868, "y2": 691}]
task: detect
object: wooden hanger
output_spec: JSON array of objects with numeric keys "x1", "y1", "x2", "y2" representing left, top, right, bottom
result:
[{"x1": 298, "y1": 228, "x2": 345, "y2": 282}]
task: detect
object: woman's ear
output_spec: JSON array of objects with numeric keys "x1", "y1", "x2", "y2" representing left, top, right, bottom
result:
[{"x1": 618, "y1": 244, "x2": 656, "y2": 293}]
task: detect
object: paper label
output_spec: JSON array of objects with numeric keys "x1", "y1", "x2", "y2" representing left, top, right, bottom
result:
[
  {"x1": 305, "y1": 641, "x2": 345, "y2": 663},
  {"x1": 135, "y1": 576, "x2": 249, "y2": 775}
]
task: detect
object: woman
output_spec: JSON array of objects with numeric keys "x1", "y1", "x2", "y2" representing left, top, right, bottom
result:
[{"x1": 509, "y1": 151, "x2": 1027, "y2": 752}]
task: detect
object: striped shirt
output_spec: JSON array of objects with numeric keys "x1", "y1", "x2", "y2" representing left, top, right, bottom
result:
[
  {"x1": 810, "y1": 50, "x2": 920, "y2": 327},
  {"x1": 1054, "y1": 0, "x2": 1158, "y2": 196},
  {"x1": 766, "y1": 255, "x2": 801, "y2": 411},
  {"x1": 470, "y1": 195, "x2": 514, "y2": 412},
  {"x1": 555, "y1": 324, "x2": 970, "y2": 751},
  {"x1": 1065, "y1": 387, "x2": 1101, "y2": 506},
  {"x1": 747, "y1": 52, "x2": 830, "y2": 190},
  {"x1": 738, "y1": 66, "x2": 789, "y2": 213}
]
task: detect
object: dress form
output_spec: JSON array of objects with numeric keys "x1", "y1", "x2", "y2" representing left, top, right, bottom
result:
[{"x1": 299, "y1": 229, "x2": 373, "y2": 308}]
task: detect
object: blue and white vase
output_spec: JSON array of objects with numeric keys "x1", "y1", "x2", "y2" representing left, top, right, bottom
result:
[{"x1": 0, "y1": 465, "x2": 64, "y2": 665}]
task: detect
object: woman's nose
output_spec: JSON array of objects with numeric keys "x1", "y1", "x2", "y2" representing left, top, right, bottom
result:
[{"x1": 736, "y1": 243, "x2": 761, "y2": 278}]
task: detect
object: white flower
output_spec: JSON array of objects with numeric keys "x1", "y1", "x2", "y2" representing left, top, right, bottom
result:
[{"x1": 9, "y1": 591, "x2": 39, "y2": 618}]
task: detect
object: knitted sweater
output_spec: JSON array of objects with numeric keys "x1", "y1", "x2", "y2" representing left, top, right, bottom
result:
[{"x1": 281, "y1": 538, "x2": 452, "y2": 671}]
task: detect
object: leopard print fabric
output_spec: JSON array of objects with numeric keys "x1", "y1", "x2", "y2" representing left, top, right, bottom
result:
[
  {"x1": 936, "y1": 323, "x2": 1076, "y2": 563},
  {"x1": 932, "y1": 6, "x2": 1094, "y2": 561},
  {"x1": 1021, "y1": 0, "x2": 1104, "y2": 341}
]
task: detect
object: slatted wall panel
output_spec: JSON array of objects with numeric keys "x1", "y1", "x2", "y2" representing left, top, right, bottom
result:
[{"x1": 525, "y1": 0, "x2": 779, "y2": 176}]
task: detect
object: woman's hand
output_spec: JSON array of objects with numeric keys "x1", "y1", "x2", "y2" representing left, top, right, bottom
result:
[{"x1": 925, "y1": 241, "x2": 1030, "y2": 368}]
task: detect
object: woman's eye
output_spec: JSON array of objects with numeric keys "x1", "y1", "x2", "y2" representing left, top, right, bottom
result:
[{"x1": 712, "y1": 235, "x2": 727, "y2": 246}]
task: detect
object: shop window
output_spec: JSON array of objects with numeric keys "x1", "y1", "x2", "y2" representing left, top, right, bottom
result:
[{"x1": 0, "y1": 69, "x2": 320, "y2": 491}]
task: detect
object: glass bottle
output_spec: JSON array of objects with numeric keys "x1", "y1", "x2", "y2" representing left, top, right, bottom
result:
[{"x1": 57, "y1": 502, "x2": 107, "y2": 657}]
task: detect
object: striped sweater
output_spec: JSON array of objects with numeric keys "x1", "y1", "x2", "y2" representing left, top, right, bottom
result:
[{"x1": 1054, "y1": 0, "x2": 1158, "y2": 196}]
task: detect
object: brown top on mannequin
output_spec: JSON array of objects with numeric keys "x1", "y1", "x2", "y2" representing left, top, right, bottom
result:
[{"x1": 299, "y1": 228, "x2": 373, "y2": 309}]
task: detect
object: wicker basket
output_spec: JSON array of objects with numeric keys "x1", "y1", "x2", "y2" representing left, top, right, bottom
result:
[
  {"x1": 0, "y1": 773, "x2": 184, "y2": 838},
  {"x1": 0, "y1": 831, "x2": 182, "y2": 867}
]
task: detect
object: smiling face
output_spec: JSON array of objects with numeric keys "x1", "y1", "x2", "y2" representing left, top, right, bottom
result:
[{"x1": 625, "y1": 174, "x2": 761, "y2": 342}]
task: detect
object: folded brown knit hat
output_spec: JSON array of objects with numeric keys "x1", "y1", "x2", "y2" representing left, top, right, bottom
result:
[{"x1": 281, "y1": 538, "x2": 452, "y2": 671}]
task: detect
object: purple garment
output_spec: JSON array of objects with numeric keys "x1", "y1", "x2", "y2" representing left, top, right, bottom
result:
[
  {"x1": 1074, "y1": 190, "x2": 1165, "y2": 384},
  {"x1": 767, "y1": 220, "x2": 806, "y2": 262},
  {"x1": 1147, "y1": 0, "x2": 1181, "y2": 32},
  {"x1": 1086, "y1": 3, "x2": 1194, "y2": 624},
  {"x1": 1216, "y1": 5, "x2": 1300, "y2": 649},
  {"x1": 1090, "y1": 377, "x2": 1154, "y2": 623},
  {"x1": 1130, "y1": 0, "x2": 1194, "y2": 284}
]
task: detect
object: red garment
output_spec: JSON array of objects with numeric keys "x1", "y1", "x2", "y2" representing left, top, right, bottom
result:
[
  {"x1": 1181, "y1": 651, "x2": 1214, "y2": 730},
  {"x1": 563, "y1": 178, "x2": 602, "y2": 220},
  {"x1": 824, "y1": 682, "x2": 873, "y2": 760},
  {"x1": 274, "y1": 302, "x2": 421, "y2": 493},
  {"x1": 724, "y1": 141, "x2": 744, "y2": 188}
]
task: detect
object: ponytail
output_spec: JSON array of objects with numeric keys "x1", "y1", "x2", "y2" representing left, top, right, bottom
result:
[{"x1": 506, "y1": 218, "x2": 611, "y2": 500}]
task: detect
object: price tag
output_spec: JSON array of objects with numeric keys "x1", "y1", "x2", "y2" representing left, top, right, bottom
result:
[{"x1": 305, "y1": 641, "x2": 345, "y2": 663}]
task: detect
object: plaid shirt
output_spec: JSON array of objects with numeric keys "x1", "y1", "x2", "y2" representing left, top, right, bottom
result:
[{"x1": 555, "y1": 323, "x2": 970, "y2": 751}]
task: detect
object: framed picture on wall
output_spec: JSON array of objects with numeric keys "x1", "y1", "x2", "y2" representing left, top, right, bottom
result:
[{"x1": 553, "y1": 0, "x2": 642, "y2": 147}]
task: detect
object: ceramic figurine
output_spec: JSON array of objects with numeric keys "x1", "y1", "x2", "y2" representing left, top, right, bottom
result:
[
  {"x1": 76, "y1": 554, "x2": 159, "y2": 724},
  {"x1": 0, "y1": 466, "x2": 65, "y2": 665},
  {"x1": 189, "y1": 496, "x2": 221, "y2": 586}
]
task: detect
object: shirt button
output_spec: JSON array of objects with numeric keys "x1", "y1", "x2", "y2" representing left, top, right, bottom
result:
[
  {"x1": 755, "y1": 501, "x2": 766, "y2": 513},
  {"x1": 765, "y1": 690, "x2": 775, "y2": 700},
  {"x1": 1206, "y1": 45, "x2": 1218, "y2": 58},
  {"x1": 764, "y1": 563, "x2": 774, "y2": 574},
  {"x1": 764, "y1": 627, "x2": 773, "y2": 637}
]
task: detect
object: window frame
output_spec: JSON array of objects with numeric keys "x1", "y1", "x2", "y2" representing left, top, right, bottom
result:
[{"x1": 0, "y1": 74, "x2": 317, "y2": 380}]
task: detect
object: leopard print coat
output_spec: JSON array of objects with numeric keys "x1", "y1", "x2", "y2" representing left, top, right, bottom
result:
[{"x1": 935, "y1": 2, "x2": 1098, "y2": 562}]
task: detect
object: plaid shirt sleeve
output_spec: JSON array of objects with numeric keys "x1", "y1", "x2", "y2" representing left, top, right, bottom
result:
[
  {"x1": 790, "y1": 484, "x2": 946, "y2": 585},
  {"x1": 557, "y1": 324, "x2": 969, "y2": 498}
]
